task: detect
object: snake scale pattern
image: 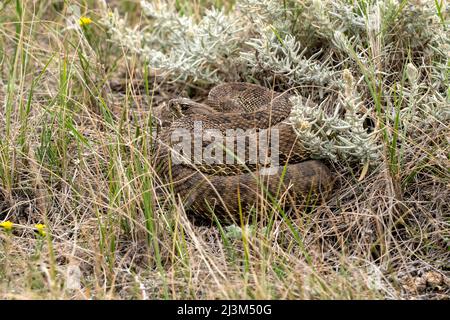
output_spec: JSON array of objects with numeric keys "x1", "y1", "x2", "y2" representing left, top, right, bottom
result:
[{"x1": 154, "y1": 83, "x2": 334, "y2": 221}]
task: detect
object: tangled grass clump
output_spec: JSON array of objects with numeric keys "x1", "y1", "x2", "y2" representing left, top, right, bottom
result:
[{"x1": 0, "y1": 0, "x2": 448, "y2": 300}]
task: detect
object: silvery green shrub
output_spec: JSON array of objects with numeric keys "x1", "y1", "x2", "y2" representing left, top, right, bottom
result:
[{"x1": 100, "y1": 0, "x2": 449, "y2": 166}]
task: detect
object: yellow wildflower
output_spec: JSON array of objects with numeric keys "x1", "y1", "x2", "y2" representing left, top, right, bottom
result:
[
  {"x1": 0, "y1": 220, "x2": 14, "y2": 231},
  {"x1": 35, "y1": 223, "x2": 47, "y2": 237},
  {"x1": 79, "y1": 16, "x2": 92, "y2": 27}
]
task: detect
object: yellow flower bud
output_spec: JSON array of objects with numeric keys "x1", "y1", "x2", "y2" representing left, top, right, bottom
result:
[
  {"x1": 35, "y1": 223, "x2": 47, "y2": 237},
  {"x1": 79, "y1": 16, "x2": 92, "y2": 27},
  {"x1": 0, "y1": 220, "x2": 13, "y2": 232}
]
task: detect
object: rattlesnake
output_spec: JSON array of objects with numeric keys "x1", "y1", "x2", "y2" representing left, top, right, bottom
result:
[{"x1": 154, "y1": 83, "x2": 334, "y2": 221}]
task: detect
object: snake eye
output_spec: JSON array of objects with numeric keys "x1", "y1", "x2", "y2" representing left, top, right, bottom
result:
[{"x1": 179, "y1": 103, "x2": 191, "y2": 112}]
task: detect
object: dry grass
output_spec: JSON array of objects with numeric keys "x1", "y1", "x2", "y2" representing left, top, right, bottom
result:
[{"x1": 0, "y1": 0, "x2": 449, "y2": 300}]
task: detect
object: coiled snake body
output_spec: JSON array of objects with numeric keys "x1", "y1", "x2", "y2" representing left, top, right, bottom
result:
[{"x1": 154, "y1": 83, "x2": 334, "y2": 221}]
